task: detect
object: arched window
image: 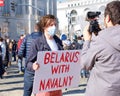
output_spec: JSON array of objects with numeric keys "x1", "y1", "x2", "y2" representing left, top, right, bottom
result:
[
  {"x1": 83, "y1": 8, "x2": 90, "y2": 19},
  {"x1": 70, "y1": 10, "x2": 77, "y2": 15},
  {"x1": 70, "y1": 10, "x2": 77, "y2": 25},
  {"x1": 84, "y1": 8, "x2": 90, "y2": 12}
]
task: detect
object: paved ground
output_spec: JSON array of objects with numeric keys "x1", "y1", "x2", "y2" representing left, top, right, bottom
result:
[
  {"x1": 0, "y1": 61, "x2": 87, "y2": 96},
  {"x1": 0, "y1": 62, "x2": 24, "y2": 96}
]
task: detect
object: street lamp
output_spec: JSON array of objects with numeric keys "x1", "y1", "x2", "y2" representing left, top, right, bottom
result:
[
  {"x1": 66, "y1": 12, "x2": 71, "y2": 39},
  {"x1": 28, "y1": 0, "x2": 32, "y2": 34}
]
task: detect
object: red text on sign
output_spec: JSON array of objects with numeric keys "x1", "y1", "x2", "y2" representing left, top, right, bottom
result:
[
  {"x1": 39, "y1": 76, "x2": 73, "y2": 91},
  {"x1": 44, "y1": 51, "x2": 80, "y2": 64},
  {"x1": 51, "y1": 64, "x2": 70, "y2": 74}
]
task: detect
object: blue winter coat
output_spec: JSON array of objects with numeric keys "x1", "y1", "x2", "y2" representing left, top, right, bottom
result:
[{"x1": 18, "y1": 32, "x2": 42, "y2": 67}]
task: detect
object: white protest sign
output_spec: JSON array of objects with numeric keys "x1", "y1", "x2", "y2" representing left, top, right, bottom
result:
[{"x1": 33, "y1": 50, "x2": 81, "y2": 94}]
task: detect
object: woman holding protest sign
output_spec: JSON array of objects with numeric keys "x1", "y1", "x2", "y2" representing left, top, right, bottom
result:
[{"x1": 26, "y1": 14, "x2": 63, "y2": 96}]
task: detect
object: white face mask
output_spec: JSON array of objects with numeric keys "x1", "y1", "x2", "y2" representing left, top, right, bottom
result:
[
  {"x1": 78, "y1": 40, "x2": 83, "y2": 45},
  {"x1": 47, "y1": 26, "x2": 56, "y2": 36}
]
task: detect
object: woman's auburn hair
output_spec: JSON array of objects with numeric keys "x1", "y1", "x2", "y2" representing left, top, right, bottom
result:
[{"x1": 38, "y1": 14, "x2": 56, "y2": 32}]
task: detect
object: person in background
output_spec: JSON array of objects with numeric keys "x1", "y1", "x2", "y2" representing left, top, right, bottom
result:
[
  {"x1": 60, "y1": 34, "x2": 71, "y2": 50},
  {"x1": 69, "y1": 35, "x2": 82, "y2": 50},
  {"x1": 0, "y1": 38, "x2": 6, "y2": 67},
  {"x1": 77, "y1": 35, "x2": 84, "y2": 49},
  {"x1": 60, "y1": 34, "x2": 67, "y2": 41},
  {"x1": 12, "y1": 40, "x2": 17, "y2": 62},
  {"x1": 18, "y1": 23, "x2": 42, "y2": 96},
  {"x1": 4, "y1": 36, "x2": 10, "y2": 68},
  {"x1": 17, "y1": 34, "x2": 25, "y2": 74},
  {"x1": 0, "y1": 37, "x2": 7, "y2": 76},
  {"x1": 0, "y1": 45, "x2": 5, "y2": 79},
  {"x1": 62, "y1": 39, "x2": 71, "y2": 50},
  {"x1": 8, "y1": 39, "x2": 13, "y2": 67},
  {"x1": 5, "y1": 37, "x2": 11, "y2": 67},
  {"x1": 81, "y1": 1, "x2": 120, "y2": 96},
  {"x1": 26, "y1": 14, "x2": 63, "y2": 96},
  {"x1": 77, "y1": 35, "x2": 89, "y2": 78}
]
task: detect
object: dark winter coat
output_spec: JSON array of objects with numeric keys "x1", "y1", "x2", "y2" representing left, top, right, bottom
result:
[
  {"x1": 26, "y1": 34, "x2": 63, "y2": 72},
  {"x1": 69, "y1": 41, "x2": 82, "y2": 50},
  {"x1": 0, "y1": 46, "x2": 4, "y2": 77}
]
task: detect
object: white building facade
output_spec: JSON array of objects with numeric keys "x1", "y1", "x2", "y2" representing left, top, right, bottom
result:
[{"x1": 57, "y1": 0, "x2": 115, "y2": 39}]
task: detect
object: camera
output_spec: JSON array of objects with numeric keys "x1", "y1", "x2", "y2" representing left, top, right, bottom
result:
[{"x1": 86, "y1": 11, "x2": 101, "y2": 36}]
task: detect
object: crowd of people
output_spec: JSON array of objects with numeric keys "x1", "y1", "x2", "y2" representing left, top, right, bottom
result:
[
  {"x1": 0, "y1": 35, "x2": 26, "y2": 74},
  {"x1": 0, "y1": 1, "x2": 120, "y2": 96},
  {"x1": 0, "y1": 36, "x2": 18, "y2": 78}
]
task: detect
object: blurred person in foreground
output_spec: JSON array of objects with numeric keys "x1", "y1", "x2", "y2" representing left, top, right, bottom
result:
[
  {"x1": 26, "y1": 14, "x2": 63, "y2": 96},
  {"x1": 81, "y1": 1, "x2": 120, "y2": 96},
  {"x1": 18, "y1": 23, "x2": 42, "y2": 96}
]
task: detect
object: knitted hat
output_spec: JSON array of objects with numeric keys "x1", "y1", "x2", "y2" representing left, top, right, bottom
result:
[{"x1": 60, "y1": 34, "x2": 67, "y2": 40}]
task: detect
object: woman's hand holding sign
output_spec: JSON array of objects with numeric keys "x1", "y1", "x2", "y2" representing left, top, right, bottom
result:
[{"x1": 33, "y1": 61, "x2": 40, "y2": 70}]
